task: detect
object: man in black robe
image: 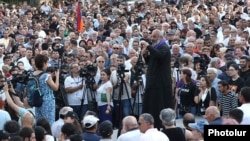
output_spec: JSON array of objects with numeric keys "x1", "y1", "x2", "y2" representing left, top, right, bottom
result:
[{"x1": 141, "y1": 29, "x2": 174, "y2": 129}]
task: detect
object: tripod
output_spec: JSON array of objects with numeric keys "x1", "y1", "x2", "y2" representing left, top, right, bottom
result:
[
  {"x1": 132, "y1": 76, "x2": 144, "y2": 118},
  {"x1": 114, "y1": 71, "x2": 133, "y2": 137},
  {"x1": 79, "y1": 77, "x2": 98, "y2": 118},
  {"x1": 54, "y1": 58, "x2": 68, "y2": 120}
]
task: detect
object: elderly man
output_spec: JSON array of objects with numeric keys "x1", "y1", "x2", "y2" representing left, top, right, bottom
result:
[
  {"x1": 204, "y1": 106, "x2": 223, "y2": 125},
  {"x1": 160, "y1": 108, "x2": 193, "y2": 141},
  {"x1": 207, "y1": 67, "x2": 221, "y2": 103},
  {"x1": 139, "y1": 113, "x2": 169, "y2": 141},
  {"x1": 117, "y1": 116, "x2": 142, "y2": 141},
  {"x1": 141, "y1": 29, "x2": 174, "y2": 129},
  {"x1": 188, "y1": 120, "x2": 208, "y2": 141}
]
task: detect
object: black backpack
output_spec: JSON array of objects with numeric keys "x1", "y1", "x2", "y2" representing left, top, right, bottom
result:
[{"x1": 26, "y1": 72, "x2": 45, "y2": 107}]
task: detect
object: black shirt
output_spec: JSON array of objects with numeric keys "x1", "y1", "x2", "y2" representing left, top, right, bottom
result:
[
  {"x1": 162, "y1": 127, "x2": 186, "y2": 141},
  {"x1": 179, "y1": 82, "x2": 197, "y2": 106}
]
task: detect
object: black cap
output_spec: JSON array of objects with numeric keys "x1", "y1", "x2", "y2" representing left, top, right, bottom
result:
[
  {"x1": 61, "y1": 111, "x2": 79, "y2": 120},
  {"x1": 226, "y1": 48, "x2": 234, "y2": 52},
  {"x1": 98, "y1": 120, "x2": 113, "y2": 137},
  {"x1": 224, "y1": 54, "x2": 234, "y2": 60},
  {"x1": 30, "y1": 35, "x2": 37, "y2": 39}
]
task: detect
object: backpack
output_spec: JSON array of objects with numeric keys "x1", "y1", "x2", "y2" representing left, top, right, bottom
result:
[{"x1": 26, "y1": 72, "x2": 45, "y2": 107}]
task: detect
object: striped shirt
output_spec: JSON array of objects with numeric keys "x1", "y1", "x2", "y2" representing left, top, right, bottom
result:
[{"x1": 221, "y1": 91, "x2": 238, "y2": 116}]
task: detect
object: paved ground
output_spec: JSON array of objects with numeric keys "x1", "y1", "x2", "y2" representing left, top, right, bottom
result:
[{"x1": 111, "y1": 116, "x2": 205, "y2": 140}]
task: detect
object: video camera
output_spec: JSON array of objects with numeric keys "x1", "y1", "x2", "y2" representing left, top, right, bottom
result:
[
  {"x1": 79, "y1": 64, "x2": 97, "y2": 78},
  {"x1": 10, "y1": 70, "x2": 33, "y2": 85},
  {"x1": 52, "y1": 43, "x2": 64, "y2": 57},
  {"x1": 194, "y1": 54, "x2": 210, "y2": 75},
  {"x1": 117, "y1": 64, "x2": 129, "y2": 79},
  {"x1": 134, "y1": 55, "x2": 145, "y2": 82}
]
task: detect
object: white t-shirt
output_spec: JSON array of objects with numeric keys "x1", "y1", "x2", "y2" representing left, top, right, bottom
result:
[
  {"x1": 64, "y1": 76, "x2": 87, "y2": 105},
  {"x1": 117, "y1": 129, "x2": 142, "y2": 141},
  {"x1": 18, "y1": 57, "x2": 32, "y2": 71},
  {"x1": 96, "y1": 81, "x2": 113, "y2": 106},
  {"x1": 0, "y1": 110, "x2": 11, "y2": 130}
]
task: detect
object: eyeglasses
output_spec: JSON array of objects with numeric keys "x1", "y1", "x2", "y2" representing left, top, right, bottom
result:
[
  {"x1": 113, "y1": 48, "x2": 119, "y2": 50},
  {"x1": 98, "y1": 61, "x2": 104, "y2": 63}
]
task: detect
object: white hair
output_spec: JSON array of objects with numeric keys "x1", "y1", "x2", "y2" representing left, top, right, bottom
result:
[{"x1": 207, "y1": 67, "x2": 218, "y2": 76}]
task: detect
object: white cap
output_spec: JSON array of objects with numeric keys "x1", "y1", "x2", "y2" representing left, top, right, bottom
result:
[{"x1": 82, "y1": 115, "x2": 99, "y2": 128}]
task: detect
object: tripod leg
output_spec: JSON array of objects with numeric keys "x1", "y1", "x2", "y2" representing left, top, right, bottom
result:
[{"x1": 123, "y1": 82, "x2": 134, "y2": 115}]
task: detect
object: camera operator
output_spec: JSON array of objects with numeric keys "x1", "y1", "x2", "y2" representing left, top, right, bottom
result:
[
  {"x1": 64, "y1": 63, "x2": 87, "y2": 120},
  {"x1": 3, "y1": 79, "x2": 35, "y2": 126},
  {"x1": 173, "y1": 53, "x2": 197, "y2": 82},
  {"x1": 130, "y1": 56, "x2": 146, "y2": 116},
  {"x1": 110, "y1": 55, "x2": 132, "y2": 128}
]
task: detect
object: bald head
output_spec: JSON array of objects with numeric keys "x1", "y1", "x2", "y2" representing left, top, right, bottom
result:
[
  {"x1": 122, "y1": 116, "x2": 138, "y2": 131},
  {"x1": 21, "y1": 112, "x2": 34, "y2": 128},
  {"x1": 152, "y1": 29, "x2": 164, "y2": 45},
  {"x1": 206, "y1": 106, "x2": 220, "y2": 116},
  {"x1": 183, "y1": 113, "x2": 195, "y2": 130},
  {"x1": 205, "y1": 106, "x2": 221, "y2": 122}
]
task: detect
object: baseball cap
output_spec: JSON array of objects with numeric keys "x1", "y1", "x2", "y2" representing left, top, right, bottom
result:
[
  {"x1": 83, "y1": 115, "x2": 99, "y2": 129},
  {"x1": 224, "y1": 54, "x2": 235, "y2": 61},
  {"x1": 98, "y1": 120, "x2": 113, "y2": 137},
  {"x1": 219, "y1": 47, "x2": 227, "y2": 53},
  {"x1": 61, "y1": 111, "x2": 79, "y2": 120},
  {"x1": 54, "y1": 36, "x2": 61, "y2": 40},
  {"x1": 59, "y1": 106, "x2": 73, "y2": 119},
  {"x1": 189, "y1": 120, "x2": 208, "y2": 134},
  {"x1": 226, "y1": 47, "x2": 234, "y2": 52}
]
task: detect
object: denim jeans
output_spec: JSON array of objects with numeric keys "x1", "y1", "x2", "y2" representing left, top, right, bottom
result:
[
  {"x1": 70, "y1": 105, "x2": 88, "y2": 121},
  {"x1": 134, "y1": 103, "x2": 142, "y2": 116},
  {"x1": 113, "y1": 99, "x2": 132, "y2": 128}
]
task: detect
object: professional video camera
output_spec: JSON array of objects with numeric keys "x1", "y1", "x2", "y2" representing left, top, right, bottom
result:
[
  {"x1": 52, "y1": 43, "x2": 64, "y2": 57},
  {"x1": 134, "y1": 55, "x2": 145, "y2": 82},
  {"x1": 79, "y1": 64, "x2": 97, "y2": 86},
  {"x1": 117, "y1": 64, "x2": 129, "y2": 79},
  {"x1": 194, "y1": 54, "x2": 210, "y2": 75},
  {"x1": 11, "y1": 70, "x2": 33, "y2": 85}
]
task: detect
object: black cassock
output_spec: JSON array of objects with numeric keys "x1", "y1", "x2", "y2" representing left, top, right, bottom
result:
[{"x1": 142, "y1": 40, "x2": 174, "y2": 129}]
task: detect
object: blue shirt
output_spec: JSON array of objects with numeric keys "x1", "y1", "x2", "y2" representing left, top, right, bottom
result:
[{"x1": 82, "y1": 132, "x2": 101, "y2": 141}]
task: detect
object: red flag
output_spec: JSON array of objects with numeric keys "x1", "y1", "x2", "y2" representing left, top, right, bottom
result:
[{"x1": 76, "y1": 2, "x2": 84, "y2": 33}]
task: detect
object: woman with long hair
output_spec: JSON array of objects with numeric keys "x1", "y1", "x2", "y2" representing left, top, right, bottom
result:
[
  {"x1": 36, "y1": 118, "x2": 54, "y2": 141},
  {"x1": 96, "y1": 68, "x2": 113, "y2": 123},
  {"x1": 62, "y1": 111, "x2": 83, "y2": 134},
  {"x1": 194, "y1": 75, "x2": 217, "y2": 115},
  {"x1": 177, "y1": 68, "x2": 197, "y2": 118}
]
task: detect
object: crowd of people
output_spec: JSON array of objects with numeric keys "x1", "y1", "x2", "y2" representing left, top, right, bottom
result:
[{"x1": 0, "y1": 0, "x2": 250, "y2": 140}]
